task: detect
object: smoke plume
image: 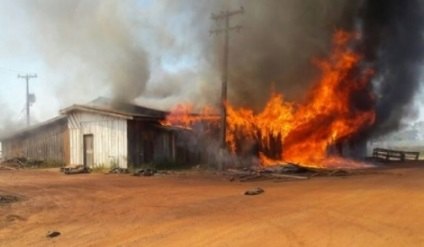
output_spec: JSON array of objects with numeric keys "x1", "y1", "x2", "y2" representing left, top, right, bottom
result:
[
  {"x1": 199, "y1": 0, "x2": 424, "y2": 137},
  {"x1": 12, "y1": 1, "x2": 361, "y2": 106},
  {"x1": 133, "y1": 0, "x2": 361, "y2": 111},
  {"x1": 0, "y1": 101, "x2": 25, "y2": 139},
  {"x1": 218, "y1": 0, "x2": 359, "y2": 109},
  {"x1": 22, "y1": 0, "x2": 150, "y2": 103},
  {"x1": 5, "y1": 0, "x2": 423, "y2": 137},
  {"x1": 358, "y1": 0, "x2": 424, "y2": 137}
]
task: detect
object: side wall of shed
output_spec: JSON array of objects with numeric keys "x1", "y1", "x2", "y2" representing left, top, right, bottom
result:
[
  {"x1": 127, "y1": 121, "x2": 175, "y2": 168},
  {"x1": 68, "y1": 112, "x2": 128, "y2": 168},
  {"x1": 2, "y1": 119, "x2": 69, "y2": 164}
]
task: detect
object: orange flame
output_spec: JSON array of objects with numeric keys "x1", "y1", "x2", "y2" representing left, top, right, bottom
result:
[
  {"x1": 226, "y1": 93, "x2": 294, "y2": 154},
  {"x1": 164, "y1": 30, "x2": 375, "y2": 168},
  {"x1": 161, "y1": 104, "x2": 220, "y2": 129},
  {"x1": 227, "y1": 30, "x2": 375, "y2": 167}
]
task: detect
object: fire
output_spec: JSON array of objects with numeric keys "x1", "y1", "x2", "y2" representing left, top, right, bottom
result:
[
  {"x1": 226, "y1": 93, "x2": 294, "y2": 156},
  {"x1": 164, "y1": 30, "x2": 375, "y2": 168},
  {"x1": 161, "y1": 104, "x2": 220, "y2": 129},
  {"x1": 227, "y1": 30, "x2": 375, "y2": 167},
  {"x1": 281, "y1": 31, "x2": 375, "y2": 166}
]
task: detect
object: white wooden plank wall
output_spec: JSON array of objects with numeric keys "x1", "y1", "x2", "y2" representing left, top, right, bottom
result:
[{"x1": 68, "y1": 112, "x2": 128, "y2": 168}]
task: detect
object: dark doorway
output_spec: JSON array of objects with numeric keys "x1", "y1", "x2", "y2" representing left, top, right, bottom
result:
[{"x1": 83, "y1": 134, "x2": 94, "y2": 168}]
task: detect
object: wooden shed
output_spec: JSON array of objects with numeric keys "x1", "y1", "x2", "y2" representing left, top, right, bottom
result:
[
  {"x1": 0, "y1": 116, "x2": 69, "y2": 165},
  {"x1": 1, "y1": 98, "x2": 188, "y2": 169}
]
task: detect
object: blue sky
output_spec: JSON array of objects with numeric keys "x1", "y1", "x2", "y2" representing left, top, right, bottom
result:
[{"x1": 0, "y1": 4, "x2": 51, "y2": 124}]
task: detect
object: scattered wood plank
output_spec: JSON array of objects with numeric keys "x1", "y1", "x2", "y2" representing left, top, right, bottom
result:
[
  {"x1": 266, "y1": 173, "x2": 309, "y2": 180},
  {"x1": 239, "y1": 174, "x2": 265, "y2": 182},
  {"x1": 224, "y1": 162, "x2": 374, "y2": 182},
  {"x1": 0, "y1": 195, "x2": 19, "y2": 205},
  {"x1": 226, "y1": 169, "x2": 253, "y2": 176},
  {"x1": 244, "y1": 187, "x2": 264, "y2": 196},
  {"x1": 0, "y1": 165, "x2": 17, "y2": 170},
  {"x1": 62, "y1": 165, "x2": 91, "y2": 175},
  {"x1": 46, "y1": 231, "x2": 61, "y2": 238}
]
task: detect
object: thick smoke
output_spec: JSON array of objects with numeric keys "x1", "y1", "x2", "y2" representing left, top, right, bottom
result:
[
  {"x1": 5, "y1": 0, "x2": 423, "y2": 133},
  {"x1": 0, "y1": 101, "x2": 25, "y2": 138},
  {"x1": 12, "y1": 0, "x2": 369, "y2": 109},
  {"x1": 22, "y1": 0, "x2": 150, "y2": 103},
  {"x1": 358, "y1": 0, "x2": 424, "y2": 137},
  {"x1": 198, "y1": 0, "x2": 424, "y2": 136},
  {"x1": 221, "y1": 0, "x2": 358, "y2": 109},
  {"x1": 144, "y1": 0, "x2": 358, "y2": 110}
]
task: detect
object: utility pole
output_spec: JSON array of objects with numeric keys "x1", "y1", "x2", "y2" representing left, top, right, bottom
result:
[
  {"x1": 210, "y1": 6, "x2": 244, "y2": 150},
  {"x1": 18, "y1": 74, "x2": 37, "y2": 126}
]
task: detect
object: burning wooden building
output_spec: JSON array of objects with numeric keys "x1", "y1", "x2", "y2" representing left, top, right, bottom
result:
[{"x1": 0, "y1": 98, "x2": 194, "y2": 169}]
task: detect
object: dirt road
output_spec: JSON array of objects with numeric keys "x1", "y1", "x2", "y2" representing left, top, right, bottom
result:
[{"x1": 1, "y1": 166, "x2": 424, "y2": 246}]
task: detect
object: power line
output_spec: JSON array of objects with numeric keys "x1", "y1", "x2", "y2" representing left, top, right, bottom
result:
[
  {"x1": 0, "y1": 66, "x2": 26, "y2": 74},
  {"x1": 210, "y1": 6, "x2": 244, "y2": 153},
  {"x1": 15, "y1": 105, "x2": 26, "y2": 122},
  {"x1": 17, "y1": 73, "x2": 37, "y2": 126}
]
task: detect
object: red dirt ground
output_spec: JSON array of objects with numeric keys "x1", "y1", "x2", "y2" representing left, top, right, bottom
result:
[{"x1": 1, "y1": 164, "x2": 424, "y2": 246}]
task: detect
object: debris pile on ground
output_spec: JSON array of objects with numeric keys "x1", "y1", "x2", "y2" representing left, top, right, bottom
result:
[
  {"x1": 108, "y1": 167, "x2": 129, "y2": 174},
  {"x1": 0, "y1": 164, "x2": 17, "y2": 171},
  {"x1": 0, "y1": 158, "x2": 26, "y2": 170},
  {"x1": 244, "y1": 187, "x2": 264, "y2": 196},
  {"x1": 226, "y1": 163, "x2": 362, "y2": 182},
  {"x1": 61, "y1": 165, "x2": 91, "y2": 175},
  {"x1": 0, "y1": 194, "x2": 19, "y2": 205},
  {"x1": 46, "y1": 231, "x2": 61, "y2": 238},
  {"x1": 1, "y1": 157, "x2": 56, "y2": 169},
  {"x1": 133, "y1": 168, "x2": 157, "y2": 177},
  {"x1": 6, "y1": 214, "x2": 26, "y2": 222}
]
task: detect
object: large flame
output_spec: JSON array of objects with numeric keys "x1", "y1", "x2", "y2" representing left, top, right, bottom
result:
[
  {"x1": 163, "y1": 30, "x2": 375, "y2": 168},
  {"x1": 161, "y1": 104, "x2": 220, "y2": 129}
]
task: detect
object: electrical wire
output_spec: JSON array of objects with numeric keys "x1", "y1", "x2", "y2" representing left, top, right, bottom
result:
[{"x1": 0, "y1": 66, "x2": 28, "y2": 74}]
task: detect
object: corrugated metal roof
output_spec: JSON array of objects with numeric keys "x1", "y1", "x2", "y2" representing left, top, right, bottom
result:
[
  {"x1": 1, "y1": 97, "x2": 173, "y2": 142},
  {"x1": 60, "y1": 97, "x2": 168, "y2": 120},
  {"x1": 0, "y1": 115, "x2": 67, "y2": 141}
]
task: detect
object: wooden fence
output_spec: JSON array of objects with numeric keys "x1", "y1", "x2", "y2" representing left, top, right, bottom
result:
[{"x1": 372, "y1": 148, "x2": 420, "y2": 162}]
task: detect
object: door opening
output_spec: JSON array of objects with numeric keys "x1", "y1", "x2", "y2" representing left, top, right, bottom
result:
[{"x1": 83, "y1": 134, "x2": 94, "y2": 168}]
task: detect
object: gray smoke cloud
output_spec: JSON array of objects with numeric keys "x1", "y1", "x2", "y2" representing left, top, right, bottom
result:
[
  {"x1": 131, "y1": 0, "x2": 359, "y2": 111},
  {"x1": 198, "y1": 0, "x2": 424, "y2": 137},
  {"x1": 358, "y1": 0, "x2": 424, "y2": 137},
  {"x1": 0, "y1": 101, "x2": 25, "y2": 139},
  {"x1": 220, "y1": 0, "x2": 358, "y2": 109},
  {"x1": 21, "y1": 0, "x2": 149, "y2": 103},
  {"x1": 10, "y1": 0, "x2": 363, "y2": 110},
  {"x1": 3, "y1": 0, "x2": 423, "y2": 138}
]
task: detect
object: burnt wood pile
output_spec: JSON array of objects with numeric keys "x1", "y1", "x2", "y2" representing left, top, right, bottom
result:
[
  {"x1": 61, "y1": 165, "x2": 91, "y2": 175},
  {"x1": 225, "y1": 163, "x2": 363, "y2": 182},
  {"x1": 0, "y1": 157, "x2": 44, "y2": 169},
  {"x1": 0, "y1": 194, "x2": 19, "y2": 205}
]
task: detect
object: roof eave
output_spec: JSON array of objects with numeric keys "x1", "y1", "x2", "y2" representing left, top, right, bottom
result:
[{"x1": 60, "y1": 105, "x2": 134, "y2": 120}]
